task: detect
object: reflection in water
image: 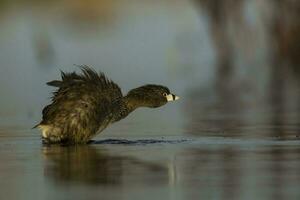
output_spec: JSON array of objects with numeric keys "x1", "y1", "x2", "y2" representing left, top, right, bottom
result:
[
  {"x1": 42, "y1": 145, "x2": 168, "y2": 186},
  {"x1": 179, "y1": 145, "x2": 300, "y2": 200},
  {"x1": 268, "y1": 147, "x2": 300, "y2": 200},
  {"x1": 43, "y1": 146, "x2": 122, "y2": 185},
  {"x1": 220, "y1": 148, "x2": 241, "y2": 200},
  {"x1": 269, "y1": 64, "x2": 286, "y2": 200},
  {"x1": 184, "y1": 2, "x2": 300, "y2": 199}
]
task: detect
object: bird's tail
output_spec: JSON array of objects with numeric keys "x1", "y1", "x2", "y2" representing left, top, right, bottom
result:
[
  {"x1": 47, "y1": 80, "x2": 62, "y2": 87},
  {"x1": 32, "y1": 123, "x2": 40, "y2": 129}
]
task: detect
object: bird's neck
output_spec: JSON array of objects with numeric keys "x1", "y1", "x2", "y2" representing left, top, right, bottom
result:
[
  {"x1": 110, "y1": 93, "x2": 143, "y2": 123},
  {"x1": 116, "y1": 87, "x2": 168, "y2": 122},
  {"x1": 123, "y1": 95, "x2": 140, "y2": 113},
  {"x1": 121, "y1": 86, "x2": 162, "y2": 119}
]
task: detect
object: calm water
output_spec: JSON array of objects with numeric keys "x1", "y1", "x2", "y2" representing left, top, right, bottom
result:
[
  {"x1": 0, "y1": 1, "x2": 300, "y2": 200},
  {"x1": 1, "y1": 131, "x2": 300, "y2": 200}
]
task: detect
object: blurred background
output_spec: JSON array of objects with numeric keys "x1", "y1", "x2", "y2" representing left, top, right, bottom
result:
[
  {"x1": 0, "y1": 0, "x2": 300, "y2": 199},
  {"x1": 0, "y1": 0, "x2": 299, "y2": 139}
]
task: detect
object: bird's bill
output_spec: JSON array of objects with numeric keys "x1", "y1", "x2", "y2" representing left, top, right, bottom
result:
[{"x1": 166, "y1": 94, "x2": 180, "y2": 102}]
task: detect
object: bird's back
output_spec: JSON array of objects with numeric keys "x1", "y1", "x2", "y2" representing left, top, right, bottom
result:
[{"x1": 37, "y1": 66, "x2": 123, "y2": 144}]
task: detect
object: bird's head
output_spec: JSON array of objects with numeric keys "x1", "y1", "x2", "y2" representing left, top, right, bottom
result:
[{"x1": 125, "y1": 84, "x2": 179, "y2": 109}]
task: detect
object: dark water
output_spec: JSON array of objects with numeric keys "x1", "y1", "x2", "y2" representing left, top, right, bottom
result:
[
  {"x1": 0, "y1": 0, "x2": 300, "y2": 200},
  {"x1": 1, "y1": 132, "x2": 300, "y2": 200}
]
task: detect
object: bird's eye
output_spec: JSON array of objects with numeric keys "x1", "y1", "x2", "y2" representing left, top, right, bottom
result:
[{"x1": 163, "y1": 93, "x2": 167, "y2": 97}]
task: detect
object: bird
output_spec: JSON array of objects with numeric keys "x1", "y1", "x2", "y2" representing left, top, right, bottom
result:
[{"x1": 34, "y1": 65, "x2": 179, "y2": 144}]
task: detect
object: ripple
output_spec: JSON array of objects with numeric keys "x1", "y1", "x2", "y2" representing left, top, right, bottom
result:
[{"x1": 90, "y1": 138, "x2": 189, "y2": 145}]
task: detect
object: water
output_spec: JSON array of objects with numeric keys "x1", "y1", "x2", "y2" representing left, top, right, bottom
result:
[
  {"x1": 0, "y1": 0, "x2": 300, "y2": 199},
  {"x1": 1, "y1": 132, "x2": 300, "y2": 200}
]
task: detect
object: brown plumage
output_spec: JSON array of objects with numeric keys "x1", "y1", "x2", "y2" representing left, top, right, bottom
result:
[{"x1": 35, "y1": 65, "x2": 179, "y2": 144}]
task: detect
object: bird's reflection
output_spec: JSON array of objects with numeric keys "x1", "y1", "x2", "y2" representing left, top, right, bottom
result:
[{"x1": 42, "y1": 144, "x2": 168, "y2": 186}]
